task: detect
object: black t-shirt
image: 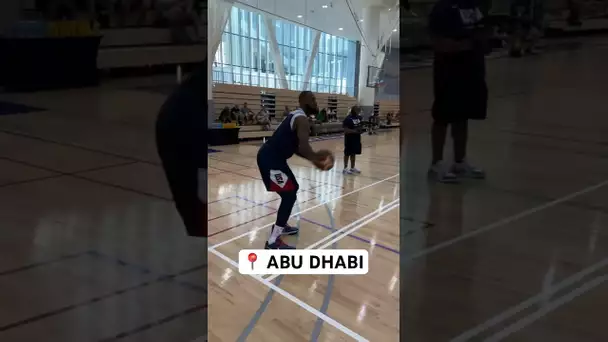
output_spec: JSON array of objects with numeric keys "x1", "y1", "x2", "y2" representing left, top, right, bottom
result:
[
  {"x1": 429, "y1": 0, "x2": 485, "y2": 40},
  {"x1": 343, "y1": 115, "x2": 363, "y2": 135},
  {"x1": 158, "y1": 65, "x2": 206, "y2": 134},
  {"x1": 429, "y1": 0, "x2": 487, "y2": 79}
]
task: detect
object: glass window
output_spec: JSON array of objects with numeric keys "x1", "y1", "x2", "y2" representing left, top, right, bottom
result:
[{"x1": 212, "y1": 4, "x2": 357, "y2": 95}]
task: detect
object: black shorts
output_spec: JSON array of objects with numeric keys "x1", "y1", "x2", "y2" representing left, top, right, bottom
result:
[
  {"x1": 432, "y1": 56, "x2": 488, "y2": 122},
  {"x1": 257, "y1": 148, "x2": 299, "y2": 192},
  {"x1": 344, "y1": 134, "x2": 362, "y2": 155}
]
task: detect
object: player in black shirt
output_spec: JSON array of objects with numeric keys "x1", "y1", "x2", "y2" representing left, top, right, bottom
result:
[
  {"x1": 155, "y1": 66, "x2": 206, "y2": 237},
  {"x1": 428, "y1": 0, "x2": 488, "y2": 183},
  {"x1": 342, "y1": 106, "x2": 363, "y2": 175}
]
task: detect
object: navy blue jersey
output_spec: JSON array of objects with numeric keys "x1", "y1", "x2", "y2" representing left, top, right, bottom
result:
[
  {"x1": 261, "y1": 108, "x2": 307, "y2": 161},
  {"x1": 343, "y1": 115, "x2": 363, "y2": 134},
  {"x1": 429, "y1": 0, "x2": 485, "y2": 41}
]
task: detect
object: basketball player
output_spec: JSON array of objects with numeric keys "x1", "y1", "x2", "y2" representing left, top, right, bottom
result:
[
  {"x1": 156, "y1": 65, "x2": 206, "y2": 237},
  {"x1": 342, "y1": 106, "x2": 363, "y2": 175},
  {"x1": 257, "y1": 91, "x2": 334, "y2": 249}
]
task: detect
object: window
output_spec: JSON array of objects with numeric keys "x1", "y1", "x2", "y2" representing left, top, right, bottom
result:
[{"x1": 212, "y1": 5, "x2": 357, "y2": 95}]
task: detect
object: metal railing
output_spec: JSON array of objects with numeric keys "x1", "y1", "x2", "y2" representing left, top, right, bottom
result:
[{"x1": 212, "y1": 70, "x2": 355, "y2": 96}]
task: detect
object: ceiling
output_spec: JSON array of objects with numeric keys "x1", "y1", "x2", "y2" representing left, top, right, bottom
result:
[{"x1": 232, "y1": 0, "x2": 400, "y2": 47}]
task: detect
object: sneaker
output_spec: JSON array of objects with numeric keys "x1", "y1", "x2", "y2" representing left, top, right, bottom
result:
[
  {"x1": 428, "y1": 162, "x2": 459, "y2": 183},
  {"x1": 452, "y1": 161, "x2": 486, "y2": 179},
  {"x1": 343, "y1": 169, "x2": 353, "y2": 175},
  {"x1": 350, "y1": 168, "x2": 361, "y2": 174},
  {"x1": 265, "y1": 237, "x2": 295, "y2": 249},
  {"x1": 281, "y1": 223, "x2": 299, "y2": 236}
]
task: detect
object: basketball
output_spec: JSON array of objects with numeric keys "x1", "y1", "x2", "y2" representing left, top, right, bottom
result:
[
  {"x1": 321, "y1": 153, "x2": 335, "y2": 171},
  {"x1": 317, "y1": 150, "x2": 335, "y2": 171}
]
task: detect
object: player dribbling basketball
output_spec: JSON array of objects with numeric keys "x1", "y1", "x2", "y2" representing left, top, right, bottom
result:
[{"x1": 257, "y1": 91, "x2": 334, "y2": 249}]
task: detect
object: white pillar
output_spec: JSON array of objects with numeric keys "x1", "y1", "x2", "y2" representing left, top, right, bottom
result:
[
  {"x1": 357, "y1": 6, "x2": 382, "y2": 117},
  {"x1": 302, "y1": 30, "x2": 321, "y2": 90},
  {"x1": 208, "y1": 0, "x2": 233, "y2": 126},
  {"x1": 263, "y1": 16, "x2": 289, "y2": 89}
]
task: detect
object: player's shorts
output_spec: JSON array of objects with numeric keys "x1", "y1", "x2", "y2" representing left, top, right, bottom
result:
[
  {"x1": 257, "y1": 147, "x2": 299, "y2": 192},
  {"x1": 344, "y1": 134, "x2": 362, "y2": 155}
]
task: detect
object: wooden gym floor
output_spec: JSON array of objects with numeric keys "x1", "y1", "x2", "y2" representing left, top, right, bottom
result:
[{"x1": 0, "y1": 35, "x2": 607, "y2": 342}]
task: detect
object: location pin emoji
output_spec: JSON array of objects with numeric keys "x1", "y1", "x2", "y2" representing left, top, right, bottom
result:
[{"x1": 248, "y1": 253, "x2": 257, "y2": 271}]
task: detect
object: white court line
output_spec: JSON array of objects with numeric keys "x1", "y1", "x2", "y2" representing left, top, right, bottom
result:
[
  {"x1": 209, "y1": 248, "x2": 369, "y2": 342},
  {"x1": 317, "y1": 200, "x2": 399, "y2": 250},
  {"x1": 264, "y1": 200, "x2": 400, "y2": 282},
  {"x1": 451, "y1": 257, "x2": 608, "y2": 341},
  {"x1": 306, "y1": 199, "x2": 400, "y2": 250},
  {"x1": 405, "y1": 179, "x2": 608, "y2": 262},
  {"x1": 485, "y1": 274, "x2": 608, "y2": 341},
  {"x1": 209, "y1": 173, "x2": 399, "y2": 250}
]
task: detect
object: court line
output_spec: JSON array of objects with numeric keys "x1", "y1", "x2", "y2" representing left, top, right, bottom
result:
[
  {"x1": 209, "y1": 157, "x2": 344, "y2": 188},
  {"x1": 87, "y1": 250, "x2": 207, "y2": 294},
  {"x1": 451, "y1": 257, "x2": 608, "y2": 341},
  {"x1": 209, "y1": 249, "x2": 369, "y2": 342},
  {"x1": 236, "y1": 196, "x2": 400, "y2": 254},
  {"x1": 485, "y1": 274, "x2": 608, "y2": 342},
  {"x1": 208, "y1": 197, "x2": 277, "y2": 222},
  {"x1": 0, "y1": 260, "x2": 208, "y2": 332},
  {"x1": 236, "y1": 204, "x2": 304, "y2": 341},
  {"x1": 236, "y1": 275, "x2": 284, "y2": 342},
  {"x1": 404, "y1": 179, "x2": 608, "y2": 262},
  {"x1": 208, "y1": 195, "x2": 235, "y2": 204},
  {"x1": 98, "y1": 304, "x2": 208, "y2": 342},
  {"x1": 207, "y1": 187, "x2": 342, "y2": 237},
  {"x1": 310, "y1": 203, "x2": 339, "y2": 342},
  {"x1": 264, "y1": 200, "x2": 400, "y2": 282},
  {"x1": 208, "y1": 173, "x2": 399, "y2": 250},
  {"x1": 0, "y1": 251, "x2": 88, "y2": 277},
  {"x1": 220, "y1": 149, "x2": 400, "y2": 168},
  {"x1": 315, "y1": 201, "x2": 399, "y2": 250},
  {"x1": 304, "y1": 199, "x2": 400, "y2": 250}
]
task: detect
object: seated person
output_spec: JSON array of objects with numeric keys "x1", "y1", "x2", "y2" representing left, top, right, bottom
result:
[
  {"x1": 241, "y1": 102, "x2": 255, "y2": 124},
  {"x1": 386, "y1": 112, "x2": 393, "y2": 125},
  {"x1": 317, "y1": 108, "x2": 327, "y2": 123},
  {"x1": 219, "y1": 106, "x2": 232, "y2": 123},
  {"x1": 231, "y1": 105, "x2": 242, "y2": 125},
  {"x1": 329, "y1": 110, "x2": 338, "y2": 121},
  {"x1": 255, "y1": 107, "x2": 271, "y2": 130}
]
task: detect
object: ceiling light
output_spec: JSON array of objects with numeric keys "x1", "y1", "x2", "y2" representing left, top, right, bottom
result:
[
  {"x1": 338, "y1": 27, "x2": 343, "y2": 30},
  {"x1": 388, "y1": 8, "x2": 391, "y2": 11},
  {"x1": 359, "y1": 19, "x2": 363, "y2": 22},
  {"x1": 392, "y1": 29, "x2": 397, "y2": 32},
  {"x1": 322, "y1": 5, "x2": 328, "y2": 8},
  {"x1": 297, "y1": 15, "x2": 303, "y2": 18}
]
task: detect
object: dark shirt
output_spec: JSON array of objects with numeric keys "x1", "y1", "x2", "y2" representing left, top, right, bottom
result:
[
  {"x1": 343, "y1": 115, "x2": 363, "y2": 134},
  {"x1": 156, "y1": 65, "x2": 206, "y2": 168},
  {"x1": 158, "y1": 65, "x2": 206, "y2": 136},
  {"x1": 429, "y1": 0, "x2": 485, "y2": 40},
  {"x1": 429, "y1": 0, "x2": 487, "y2": 78},
  {"x1": 262, "y1": 109, "x2": 306, "y2": 161}
]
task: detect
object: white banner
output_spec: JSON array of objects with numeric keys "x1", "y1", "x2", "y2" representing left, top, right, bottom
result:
[{"x1": 238, "y1": 249, "x2": 369, "y2": 275}]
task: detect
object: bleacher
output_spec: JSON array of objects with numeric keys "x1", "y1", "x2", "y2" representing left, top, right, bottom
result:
[{"x1": 212, "y1": 84, "x2": 400, "y2": 141}]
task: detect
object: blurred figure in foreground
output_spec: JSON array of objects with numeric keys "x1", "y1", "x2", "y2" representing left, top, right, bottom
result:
[{"x1": 428, "y1": 0, "x2": 489, "y2": 183}]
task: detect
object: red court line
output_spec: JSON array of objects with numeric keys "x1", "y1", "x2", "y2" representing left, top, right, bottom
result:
[
  {"x1": 208, "y1": 185, "x2": 324, "y2": 223},
  {"x1": 207, "y1": 187, "x2": 341, "y2": 238},
  {"x1": 209, "y1": 156, "x2": 344, "y2": 188},
  {"x1": 208, "y1": 165, "x2": 343, "y2": 194},
  {"x1": 208, "y1": 198, "x2": 279, "y2": 222}
]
